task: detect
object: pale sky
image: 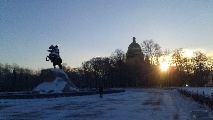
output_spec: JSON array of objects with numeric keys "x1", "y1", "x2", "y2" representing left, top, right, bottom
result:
[{"x1": 1, "y1": 0, "x2": 213, "y2": 69}]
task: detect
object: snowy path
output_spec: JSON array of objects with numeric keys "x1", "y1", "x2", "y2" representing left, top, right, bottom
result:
[{"x1": 0, "y1": 89, "x2": 208, "y2": 120}]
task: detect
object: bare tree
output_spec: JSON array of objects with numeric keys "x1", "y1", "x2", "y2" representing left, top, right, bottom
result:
[
  {"x1": 191, "y1": 50, "x2": 210, "y2": 86},
  {"x1": 110, "y1": 49, "x2": 126, "y2": 62},
  {"x1": 141, "y1": 40, "x2": 162, "y2": 64}
]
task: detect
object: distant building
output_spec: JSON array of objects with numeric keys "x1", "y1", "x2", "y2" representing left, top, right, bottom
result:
[
  {"x1": 126, "y1": 37, "x2": 144, "y2": 64},
  {"x1": 126, "y1": 37, "x2": 147, "y2": 87}
]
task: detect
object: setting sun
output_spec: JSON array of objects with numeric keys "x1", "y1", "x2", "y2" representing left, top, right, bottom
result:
[
  {"x1": 158, "y1": 55, "x2": 172, "y2": 71},
  {"x1": 160, "y1": 62, "x2": 169, "y2": 71}
]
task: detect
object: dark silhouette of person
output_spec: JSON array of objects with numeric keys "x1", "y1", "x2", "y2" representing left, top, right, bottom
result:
[{"x1": 99, "y1": 85, "x2": 103, "y2": 98}]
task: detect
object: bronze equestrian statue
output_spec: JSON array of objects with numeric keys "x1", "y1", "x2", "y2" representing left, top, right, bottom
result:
[{"x1": 46, "y1": 45, "x2": 62, "y2": 69}]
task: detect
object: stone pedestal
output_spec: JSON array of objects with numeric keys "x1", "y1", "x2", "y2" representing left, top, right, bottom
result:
[{"x1": 33, "y1": 69, "x2": 78, "y2": 94}]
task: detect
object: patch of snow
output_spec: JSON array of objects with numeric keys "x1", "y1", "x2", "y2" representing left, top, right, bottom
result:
[
  {"x1": 70, "y1": 86, "x2": 79, "y2": 91},
  {"x1": 180, "y1": 87, "x2": 213, "y2": 97},
  {"x1": 0, "y1": 88, "x2": 211, "y2": 119},
  {"x1": 33, "y1": 68, "x2": 79, "y2": 93},
  {"x1": 48, "y1": 68, "x2": 69, "y2": 79},
  {"x1": 33, "y1": 77, "x2": 66, "y2": 94}
]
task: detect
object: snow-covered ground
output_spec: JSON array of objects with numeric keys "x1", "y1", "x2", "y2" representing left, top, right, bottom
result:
[
  {"x1": 179, "y1": 87, "x2": 213, "y2": 97},
  {"x1": 0, "y1": 88, "x2": 212, "y2": 120}
]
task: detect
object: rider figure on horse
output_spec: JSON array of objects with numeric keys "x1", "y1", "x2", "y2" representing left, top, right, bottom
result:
[
  {"x1": 54, "y1": 45, "x2": 59, "y2": 56},
  {"x1": 48, "y1": 45, "x2": 59, "y2": 58},
  {"x1": 46, "y1": 45, "x2": 62, "y2": 69}
]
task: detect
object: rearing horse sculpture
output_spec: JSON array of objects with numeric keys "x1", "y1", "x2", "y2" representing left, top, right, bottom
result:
[{"x1": 46, "y1": 47, "x2": 62, "y2": 69}]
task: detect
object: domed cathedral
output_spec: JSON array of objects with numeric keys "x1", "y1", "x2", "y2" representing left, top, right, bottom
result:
[{"x1": 126, "y1": 37, "x2": 145, "y2": 64}]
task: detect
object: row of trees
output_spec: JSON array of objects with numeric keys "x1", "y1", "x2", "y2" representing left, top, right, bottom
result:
[
  {"x1": 0, "y1": 63, "x2": 42, "y2": 92},
  {"x1": 64, "y1": 40, "x2": 213, "y2": 89},
  {"x1": 0, "y1": 40, "x2": 212, "y2": 92},
  {"x1": 63, "y1": 49, "x2": 127, "y2": 89},
  {"x1": 170, "y1": 49, "x2": 213, "y2": 86}
]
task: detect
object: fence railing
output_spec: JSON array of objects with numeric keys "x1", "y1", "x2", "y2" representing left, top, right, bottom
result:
[
  {"x1": 177, "y1": 88, "x2": 213, "y2": 111},
  {"x1": 0, "y1": 89, "x2": 125, "y2": 99}
]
